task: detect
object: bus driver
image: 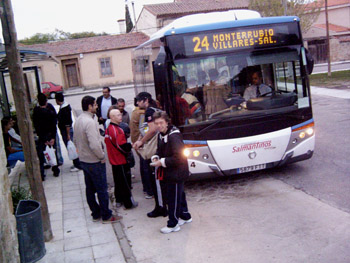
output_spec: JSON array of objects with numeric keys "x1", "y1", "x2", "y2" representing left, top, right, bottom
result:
[{"x1": 243, "y1": 71, "x2": 272, "y2": 101}]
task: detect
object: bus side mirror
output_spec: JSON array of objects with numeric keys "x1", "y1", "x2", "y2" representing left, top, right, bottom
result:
[{"x1": 305, "y1": 49, "x2": 314, "y2": 75}]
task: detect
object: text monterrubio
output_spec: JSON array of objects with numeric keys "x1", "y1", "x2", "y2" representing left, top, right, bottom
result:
[{"x1": 188, "y1": 28, "x2": 278, "y2": 54}]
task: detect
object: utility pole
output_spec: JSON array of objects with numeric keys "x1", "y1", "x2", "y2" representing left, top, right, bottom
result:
[
  {"x1": 325, "y1": 0, "x2": 331, "y2": 76},
  {"x1": 0, "y1": 0, "x2": 53, "y2": 241},
  {"x1": 131, "y1": 1, "x2": 138, "y2": 32},
  {"x1": 282, "y1": 0, "x2": 288, "y2": 16}
]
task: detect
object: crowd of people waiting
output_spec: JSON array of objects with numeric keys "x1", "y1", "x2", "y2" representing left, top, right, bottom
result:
[{"x1": 1, "y1": 87, "x2": 192, "y2": 233}]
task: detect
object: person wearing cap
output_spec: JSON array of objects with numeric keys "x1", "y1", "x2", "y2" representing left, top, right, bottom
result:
[
  {"x1": 133, "y1": 92, "x2": 167, "y2": 218},
  {"x1": 96, "y1": 86, "x2": 117, "y2": 126}
]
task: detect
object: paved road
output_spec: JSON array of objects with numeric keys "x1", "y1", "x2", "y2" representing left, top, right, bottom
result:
[
  {"x1": 312, "y1": 60, "x2": 350, "y2": 74},
  {"x1": 55, "y1": 85, "x2": 350, "y2": 262},
  {"x1": 54, "y1": 84, "x2": 350, "y2": 214}
]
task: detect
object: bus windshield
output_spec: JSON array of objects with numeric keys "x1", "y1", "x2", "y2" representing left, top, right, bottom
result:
[{"x1": 170, "y1": 47, "x2": 309, "y2": 126}]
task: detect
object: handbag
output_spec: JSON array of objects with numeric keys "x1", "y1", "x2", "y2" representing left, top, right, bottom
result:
[
  {"x1": 136, "y1": 134, "x2": 158, "y2": 160},
  {"x1": 67, "y1": 140, "x2": 79, "y2": 160},
  {"x1": 43, "y1": 145, "x2": 57, "y2": 166}
]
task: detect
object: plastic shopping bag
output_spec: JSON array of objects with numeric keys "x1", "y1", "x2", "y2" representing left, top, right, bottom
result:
[
  {"x1": 67, "y1": 140, "x2": 79, "y2": 160},
  {"x1": 44, "y1": 145, "x2": 57, "y2": 166}
]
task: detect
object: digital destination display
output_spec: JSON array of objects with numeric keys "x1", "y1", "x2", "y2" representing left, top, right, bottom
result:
[{"x1": 183, "y1": 24, "x2": 294, "y2": 56}]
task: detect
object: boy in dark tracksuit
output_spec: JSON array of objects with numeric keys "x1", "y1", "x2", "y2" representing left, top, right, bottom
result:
[{"x1": 151, "y1": 111, "x2": 192, "y2": 234}]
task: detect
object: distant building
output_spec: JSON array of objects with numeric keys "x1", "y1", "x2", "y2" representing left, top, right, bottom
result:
[
  {"x1": 136, "y1": 0, "x2": 249, "y2": 36},
  {"x1": 20, "y1": 0, "x2": 252, "y2": 91},
  {"x1": 304, "y1": 0, "x2": 350, "y2": 63},
  {"x1": 22, "y1": 33, "x2": 149, "y2": 90}
]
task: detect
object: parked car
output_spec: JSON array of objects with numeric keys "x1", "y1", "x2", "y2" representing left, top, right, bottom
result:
[{"x1": 41, "y1": 82, "x2": 63, "y2": 99}]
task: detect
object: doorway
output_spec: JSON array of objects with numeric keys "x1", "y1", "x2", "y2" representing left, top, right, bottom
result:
[{"x1": 62, "y1": 59, "x2": 80, "y2": 88}]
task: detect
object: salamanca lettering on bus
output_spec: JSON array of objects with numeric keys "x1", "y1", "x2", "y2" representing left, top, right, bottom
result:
[{"x1": 232, "y1": 140, "x2": 272, "y2": 153}]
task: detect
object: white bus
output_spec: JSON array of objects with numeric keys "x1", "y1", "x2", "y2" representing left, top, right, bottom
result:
[{"x1": 133, "y1": 10, "x2": 315, "y2": 178}]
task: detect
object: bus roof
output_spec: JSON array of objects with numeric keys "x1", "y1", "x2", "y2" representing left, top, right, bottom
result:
[{"x1": 135, "y1": 10, "x2": 300, "y2": 50}]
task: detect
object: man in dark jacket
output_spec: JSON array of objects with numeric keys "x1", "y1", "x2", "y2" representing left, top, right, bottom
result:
[
  {"x1": 33, "y1": 93, "x2": 60, "y2": 180},
  {"x1": 96, "y1": 87, "x2": 117, "y2": 126},
  {"x1": 151, "y1": 111, "x2": 192, "y2": 234},
  {"x1": 55, "y1": 93, "x2": 81, "y2": 172}
]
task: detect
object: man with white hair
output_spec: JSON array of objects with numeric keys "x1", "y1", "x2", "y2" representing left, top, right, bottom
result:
[{"x1": 105, "y1": 109, "x2": 137, "y2": 209}]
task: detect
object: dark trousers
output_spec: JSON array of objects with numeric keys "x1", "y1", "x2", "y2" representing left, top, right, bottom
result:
[
  {"x1": 80, "y1": 161, "x2": 112, "y2": 220},
  {"x1": 166, "y1": 181, "x2": 191, "y2": 227},
  {"x1": 140, "y1": 156, "x2": 153, "y2": 196},
  {"x1": 151, "y1": 165, "x2": 167, "y2": 210},
  {"x1": 37, "y1": 138, "x2": 59, "y2": 179},
  {"x1": 112, "y1": 163, "x2": 135, "y2": 208},
  {"x1": 60, "y1": 127, "x2": 81, "y2": 169}
]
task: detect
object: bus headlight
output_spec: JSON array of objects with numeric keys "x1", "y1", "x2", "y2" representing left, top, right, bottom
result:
[
  {"x1": 306, "y1": 128, "x2": 314, "y2": 136},
  {"x1": 299, "y1": 131, "x2": 306, "y2": 139},
  {"x1": 193, "y1": 150, "x2": 200, "y2": 157},
  {"x1": 183, "y1": 149, "x2": 190, "y2": 157}
]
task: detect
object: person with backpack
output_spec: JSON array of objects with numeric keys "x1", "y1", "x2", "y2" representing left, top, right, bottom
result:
[{"x1": 133, "y1": 92, "x2": 167, "y2": 218}]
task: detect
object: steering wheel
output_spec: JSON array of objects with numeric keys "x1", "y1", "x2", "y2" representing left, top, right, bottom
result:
[{"x1": 260, "y1": 90, "x2": 282, "y2": 97}]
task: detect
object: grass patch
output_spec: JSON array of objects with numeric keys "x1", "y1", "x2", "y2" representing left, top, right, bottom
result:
[{"x1": 309, "y1": 70, "x2": 350, "y2": 87}]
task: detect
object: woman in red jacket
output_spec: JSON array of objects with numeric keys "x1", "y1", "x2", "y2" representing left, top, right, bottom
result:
[{"x1": 105, "y1": 109, "x2": 137, "y2": 209}]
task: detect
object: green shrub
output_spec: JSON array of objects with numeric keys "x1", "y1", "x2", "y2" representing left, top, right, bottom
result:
[{"x1": 11, "y1": 186, "x2": 32, "y2": 213}]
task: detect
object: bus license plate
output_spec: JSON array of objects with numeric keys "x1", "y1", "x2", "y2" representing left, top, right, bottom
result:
[{"x1": 238, "y1": 164, "x2": 266, "y2": 173}]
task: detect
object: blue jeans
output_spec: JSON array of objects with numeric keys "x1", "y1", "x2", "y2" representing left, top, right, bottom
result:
[
  {"x1": 80, "y1": 161, "x2": 112, "y2": 220},
  {"x1": 7, "y1": 150, "x2": 25, "y2": 167}
]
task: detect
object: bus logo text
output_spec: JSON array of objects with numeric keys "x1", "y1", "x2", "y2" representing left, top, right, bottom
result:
[{"x1": 232, "y1": 140, "x2": 272, "y2": 153}]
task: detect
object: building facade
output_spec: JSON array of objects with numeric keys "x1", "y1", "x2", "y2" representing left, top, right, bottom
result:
[
  {"x1": 304, "y1": 0, "x2": 350, "y2": 63},
  {"x1": 22, "y1": 33, "x2": 149, "y2": 90}
]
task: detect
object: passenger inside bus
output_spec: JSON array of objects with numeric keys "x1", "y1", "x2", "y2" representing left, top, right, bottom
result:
[{"x1": 203, "y1": 68, "x2": 230, "y2": 117}]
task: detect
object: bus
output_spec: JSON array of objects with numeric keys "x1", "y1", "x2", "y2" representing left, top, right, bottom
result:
[{"x1": 133, "y1": 10, "x2": 315, "y2": 178}]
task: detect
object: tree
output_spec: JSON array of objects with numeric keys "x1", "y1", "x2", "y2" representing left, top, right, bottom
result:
[
  {"x1": 125, "y1": 4, "x2": 134, "y2": 33},
  {"x1": 249, "y1": 0, "x2": 322, "y2": 33},
  {"x1": 0, "y1": 0, "x2": 53, "y2": 242},
  {"x1": 19, "y1": 29, "x2": 109, "y2": 45}
]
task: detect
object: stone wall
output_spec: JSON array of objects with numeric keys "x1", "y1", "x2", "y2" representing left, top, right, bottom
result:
[{"x1": 331, "y1": 36, "x2": 350, "y2": 62}]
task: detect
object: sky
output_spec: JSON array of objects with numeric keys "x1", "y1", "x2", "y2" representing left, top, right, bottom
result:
[{"x1": 4, "y1": 0, "x2": 173, "y2": 40}]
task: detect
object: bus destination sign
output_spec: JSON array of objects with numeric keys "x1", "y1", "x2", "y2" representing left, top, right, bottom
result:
[{"x1": 183, "y1": 24, "x2": 291, "y2": 55}]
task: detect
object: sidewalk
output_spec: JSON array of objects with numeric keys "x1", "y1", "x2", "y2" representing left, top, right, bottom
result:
[{"x1": 37, "y1": 152, "x2": 126, "y2": 263}]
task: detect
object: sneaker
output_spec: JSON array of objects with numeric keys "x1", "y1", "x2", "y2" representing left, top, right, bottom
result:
[
  {"x1": 102, "y1": 215, "x2": 122, "y2": 224},
  {"x1": 131, "y1": 174, "x2": 136, "y2": 179},
  {"x1": 116, "y1": 202, "x2": 123, "y2": 208},
  {"x1": 160, "y1": 224, "x2": 180, "y2": 234},
  {"x1": 147, "y1": 207, "x2": 167, "y2": 218},
  {"x1": 144, "y1": 194, "x2": 154, "y2": 199},
  {"x1": 178, "y1": 218, "x2": 193, "y2": 226},
  {"x1": 92, "y1": 216, "x2": 101, "y2": 222},
  {"x1": 70, "y1": 167, "x2": 80, "y2": 172}
]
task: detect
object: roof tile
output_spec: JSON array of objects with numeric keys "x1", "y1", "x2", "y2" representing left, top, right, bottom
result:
[
  {"x1": 25, "y1": 32, "x2": 149, "y2": 57},
  {"x1": 314, "y1": 23, "x2": 350, "y2": 32},
  {"x1": 144, "y1": 1, "x2": 249, "y2": 17}
]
